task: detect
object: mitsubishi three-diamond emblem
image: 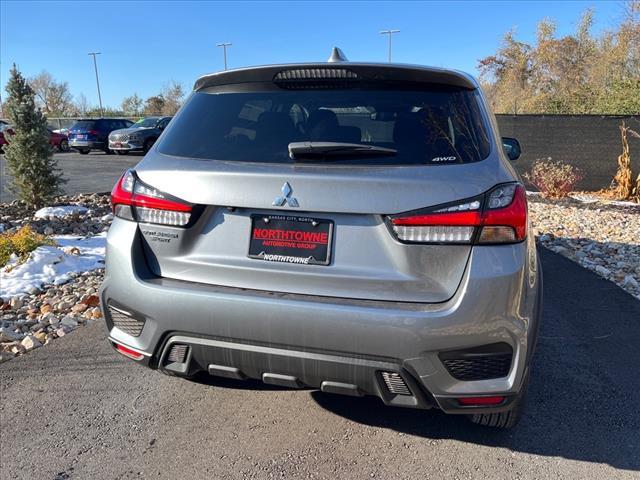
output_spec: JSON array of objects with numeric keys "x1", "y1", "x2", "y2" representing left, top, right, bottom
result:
[{"x1": 272, "y1": 182, "x2": 299, "y2": 207}]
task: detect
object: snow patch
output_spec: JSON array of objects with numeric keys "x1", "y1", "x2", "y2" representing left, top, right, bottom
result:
[
  {"x1": 570, "y1": 193, "x2": 640, "y2": 208},
  {"x1": 34, "y1": 205, "x2": 88, "y2": 219},
  {"x1": 0, "y1": 233, "x2": 106, "y2": 299}
]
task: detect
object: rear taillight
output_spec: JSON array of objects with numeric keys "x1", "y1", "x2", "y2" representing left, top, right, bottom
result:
[
  {"x1": 111, "y1": 170, "x2": 193, "y2": 227},
  {"x1": 88, "y1": 129, "x2": 98, "y2": 136},
  {"x1": 388, "y1": 183, "x2": 527, "y2": 245},
  {"x1": 479, "y1": 184, "x2": 527, "y2": 243}
]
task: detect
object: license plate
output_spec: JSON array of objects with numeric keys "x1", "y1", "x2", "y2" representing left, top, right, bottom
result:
[
  {"x1": 248, "y1": 215, "x2": 333, "y2": 266},
  {"x1": 76, "y1": 134, "x2": 85, "y2": 139},
  {"x1": 113, "y1": 142, "x2": 122, "y2": 147}
]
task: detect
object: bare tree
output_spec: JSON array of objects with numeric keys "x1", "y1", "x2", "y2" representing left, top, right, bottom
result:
[
  {"x1": 160, "y1": 80, "x2": 185, "y2": 115},
  {"x1": 121, "y1": 93, "x2": 143, "y2": 116},
  {"x1": 74, "y1": 93, "x2": 90, "y2": 116},
  {"x1": 29, "y1": 70, "x2": 74, "y2": 116}
]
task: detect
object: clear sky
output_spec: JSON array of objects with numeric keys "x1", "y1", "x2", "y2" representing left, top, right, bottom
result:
[{"x1": 0, "y1": 0, "x2": 626, "y2": 110}]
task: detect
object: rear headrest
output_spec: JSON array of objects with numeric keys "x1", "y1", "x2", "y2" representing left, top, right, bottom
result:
[
  {"x1": 393, "y1": 114, "x2": 426, "y2": 144},
  {"x1": 255, "y1": 112, "x2": 296, "y2": 144},
  {"x1": 306, "y1": 109, "x2": 339, "y2": 131},
  {"x1": 305, "y1": 109, "x2": 341, "y2": 141}
]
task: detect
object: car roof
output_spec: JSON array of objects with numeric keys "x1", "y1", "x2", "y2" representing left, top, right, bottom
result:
[
  {"x1": 74, "y1": 118, "x2": 132, "y2": 121},
  {"x1": 194, "y1": 62, "x2": 478, "y2": 92}
]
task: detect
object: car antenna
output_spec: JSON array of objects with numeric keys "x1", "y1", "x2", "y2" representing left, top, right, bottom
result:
[{"x1": 327, "y1": 47, "x2": 349, "y2": 63}]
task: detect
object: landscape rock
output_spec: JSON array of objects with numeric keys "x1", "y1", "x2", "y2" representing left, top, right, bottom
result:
[
  {"x1": 60, "y1": 316, "x2": 78, "y2": 329},
  {"x1": 529, "y1": 196, "x2": 639, "y2": 299},
  {"x1": 0, "y1": 327, "x2": 22, "y2": 343},
  {"x1": 10, "y1": 297, "x2": 23, "y2": 310},
  {"x1": 21, "y1": 335, "x2": 42, "y2": 351},
  {"x1": 71, "y1": 303, "x2": 88, "y2": 313}
]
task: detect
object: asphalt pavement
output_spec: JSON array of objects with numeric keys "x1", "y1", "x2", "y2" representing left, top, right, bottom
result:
[
  {"x1": 0, "y1": 151, "x2": 141, "y2": 202},
  {"x1": 1, "y1": 249, "x2": 639, "y2": 479}
]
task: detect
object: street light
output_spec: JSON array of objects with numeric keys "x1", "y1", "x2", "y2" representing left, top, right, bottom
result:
[
  {"x1": 216, "y1": 42, "x2": 232, "y2": 70},
  {"x1": 379, "y1": 29, "x2": 400, "y2": 62},
  {"x1": 87, "y1": 52, "x2": 104, "y2": 116}
]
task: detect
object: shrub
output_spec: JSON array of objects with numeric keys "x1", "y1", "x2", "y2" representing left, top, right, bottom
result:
[
  {"x1": 3, "y1": 64, "x2": 65, "y2": 208},
  {"x1": 523, "y1": 158, "x2": 583, "y2": 199},
  {"x1": 0, "y1": 226, "x2": 54, "y2": 267}
]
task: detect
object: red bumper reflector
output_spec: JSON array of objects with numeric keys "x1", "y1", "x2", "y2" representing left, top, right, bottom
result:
[
  {"x1": 115, "y1": 343, "x2": 144, "y2": 361},
  {"x1": 457, "y1": 396, "x2": 505, "y2": 406}
]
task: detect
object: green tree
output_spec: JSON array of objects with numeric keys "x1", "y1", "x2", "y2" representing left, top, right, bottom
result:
[
  {"x1": 3, "y1": 64, "x2": 65, "y2": 208},
  {"x1": 85, "y1": 106, "x2": 124, "y2": 117},
  {"x1": 144, "y1": 95, "x2": 165, "y2": 115}
]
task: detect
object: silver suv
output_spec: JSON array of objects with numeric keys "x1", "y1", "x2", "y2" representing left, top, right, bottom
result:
[
  {"x1": 101, "y1": 56, "x2": 542, "y2": 429},
  {"x1": 108, "y1": 116, "x2": 172, "y2": 155}
]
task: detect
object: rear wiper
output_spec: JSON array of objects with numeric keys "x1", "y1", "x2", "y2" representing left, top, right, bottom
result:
[{"x1": 288, "y1": 142, "x2": 397, "y2": 161}]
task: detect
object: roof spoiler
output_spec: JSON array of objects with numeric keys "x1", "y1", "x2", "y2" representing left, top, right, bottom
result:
[{"x1": 194, "y1": 63, "x2": 478, "y2": 91}]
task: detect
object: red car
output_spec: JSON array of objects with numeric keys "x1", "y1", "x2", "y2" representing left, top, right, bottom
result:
[
  {"x1": 0, "y1": 125, "x2": 70, "y2": 153},
  {"x1": 48, "y1": 129, "x2": 69, "y2": 152}
]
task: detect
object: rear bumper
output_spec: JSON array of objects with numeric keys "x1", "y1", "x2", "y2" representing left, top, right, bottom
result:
[
  {"x1": 101, "y1": 219, "x2": 541, "y2": 413},
  {"x1": 108, "y1": 140, "x2": 143, "y2": 151},
  {"x1": 70, "y1": 140, "x2": 103, "y2": 150}
]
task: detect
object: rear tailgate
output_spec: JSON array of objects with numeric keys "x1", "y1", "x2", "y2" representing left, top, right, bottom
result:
[{"x1": 134, "y1": 157, "x2": 507, "y2": 303}]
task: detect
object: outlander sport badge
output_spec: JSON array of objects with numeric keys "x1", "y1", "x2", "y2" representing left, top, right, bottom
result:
[{"x1": 273, "y1": 182, "x2": 299, "y2": 207}]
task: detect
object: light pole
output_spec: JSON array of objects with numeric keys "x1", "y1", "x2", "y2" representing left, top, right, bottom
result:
[
  {"x1": 216, "y1": 42, "x2": 232, "y2": 70},
  {"x1": 379, "y1": 29, "x2": 400, "y2": 62},
  {"x1": 88, "y1": 52, "x2": 103, "y2": 116}
]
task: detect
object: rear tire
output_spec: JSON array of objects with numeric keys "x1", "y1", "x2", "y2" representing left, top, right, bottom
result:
[
  {"x1": 468, "y1": 374, "x2": 529, "y2": 429},
  {"x1": 104, "y1": 146, "x2": 113, "y2": 155},
  {"x1": 59, "y1": 139, "x2": 69, "y2": 152},
  {"x1": 79, "y1": 149, "x2": 90, "y2": 155},
  {"x1": 115, "y1": 150, "x2": 129, "y2": 155}
]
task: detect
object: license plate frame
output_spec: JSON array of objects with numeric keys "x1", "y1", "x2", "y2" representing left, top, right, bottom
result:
[{"x1": 248, "y1": 215, "x2": 334, "y2": 266}]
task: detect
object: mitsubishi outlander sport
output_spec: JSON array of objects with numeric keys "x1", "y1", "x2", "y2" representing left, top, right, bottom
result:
[{"x1": 101, "y1": 51, "x2": 542, "y2": 429}]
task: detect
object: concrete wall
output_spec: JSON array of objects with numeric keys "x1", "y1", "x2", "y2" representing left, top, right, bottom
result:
[{"x1": 496, "y1": 115, "x2": 640, "y2": 191}]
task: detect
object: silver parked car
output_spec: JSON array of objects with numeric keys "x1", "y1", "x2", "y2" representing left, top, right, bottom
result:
[
  {"x1": 101, "y1": 54, "x2": 542, "y2": 429},
  {"x1": 108, "y1": 116, "x2": 172, "y2": 155}
]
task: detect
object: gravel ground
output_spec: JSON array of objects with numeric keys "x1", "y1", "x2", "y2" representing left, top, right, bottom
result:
[
  {"x1": 0, "y1": 194, "x2": 111, "y2": 363},
  {"x1": 528, "y1": 195, "x2": 640, "y2": 300},
  {"x1": 1, "y1": 193, "x2": 639, "y2": 364}
]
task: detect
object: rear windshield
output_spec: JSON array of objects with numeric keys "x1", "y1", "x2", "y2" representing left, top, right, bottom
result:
[
  {"x1": 158, "y1": 87, "x2": 492, "y2": 165},
  {"x1": 70, "y1": 120, "x2": 96, "y2": 130}
]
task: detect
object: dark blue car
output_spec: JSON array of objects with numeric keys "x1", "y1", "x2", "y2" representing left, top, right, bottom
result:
[{"x1": 68, "y1": 118, "x2": 134, "y2": 155}]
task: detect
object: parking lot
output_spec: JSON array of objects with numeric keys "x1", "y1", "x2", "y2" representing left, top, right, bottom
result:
[
  {"x1": 1, "y1": 249, "x2": 639, "y2": 479},
  {"x1": 0, "y1": 151, "x2": 140, "y2": 202}
]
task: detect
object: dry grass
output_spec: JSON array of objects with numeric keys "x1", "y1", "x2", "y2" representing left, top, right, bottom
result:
[{"x1": 601, "y1": 121, "x2": 640, "y2": 202}]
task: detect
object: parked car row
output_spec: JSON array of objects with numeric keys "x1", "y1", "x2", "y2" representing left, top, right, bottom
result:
[
  {"x1": 1, "y1": 116, "x2": 173, "y2": 156},
  {"x1": 65, "y1": 116, "x2": 172, "y2": 155}
]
